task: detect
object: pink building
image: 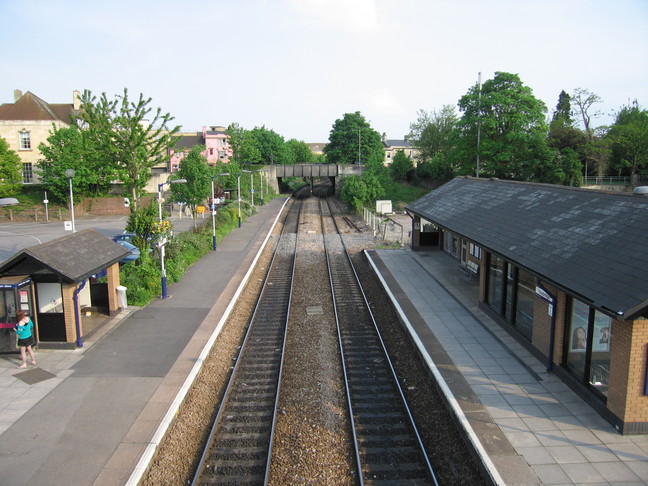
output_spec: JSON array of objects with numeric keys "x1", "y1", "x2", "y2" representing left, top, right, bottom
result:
[{"x1": 169, "y1": 125, "x2": 233, "y2": 172}]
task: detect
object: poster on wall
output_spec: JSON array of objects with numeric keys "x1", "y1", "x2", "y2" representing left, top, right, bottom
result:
[{"x1": 592, "y1": 318, "x2": 610, "y2": 352}]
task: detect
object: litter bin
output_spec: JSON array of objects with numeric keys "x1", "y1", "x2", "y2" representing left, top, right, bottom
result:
[{"x1": 116, "y1": 285, "x2": 128, "y2": 309}]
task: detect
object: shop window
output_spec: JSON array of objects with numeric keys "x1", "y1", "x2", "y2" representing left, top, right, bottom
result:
[
  {"x1": 515, "y1": 269, "x2": 535, "y2": 340},
  {"x1": 488, "y1": 255, "x2": 505, "y2": 310},
  {"x1": 566, "y1": 298, "x2": 611, "y2": 397}
]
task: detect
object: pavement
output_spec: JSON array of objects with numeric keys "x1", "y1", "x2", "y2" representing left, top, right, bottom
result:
[{"x1": 0, "y1": 199, "x2": 646, "y2": 486}]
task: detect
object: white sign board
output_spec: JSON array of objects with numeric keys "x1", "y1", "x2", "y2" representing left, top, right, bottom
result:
[
  {"x1": 376, "y1": 200, "x2": 392, "y2": 214},
  {"x1": 64, "y1": 221, "x2": 73, "y2": 231}
]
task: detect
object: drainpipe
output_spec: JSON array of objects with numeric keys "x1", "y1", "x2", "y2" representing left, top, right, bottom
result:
[
  {"x1": 73, "y1": 280, "x2": 87, "y2": 348},
  {"x1": 537, "y1": 281, "x2": 557, "y2": 372}
]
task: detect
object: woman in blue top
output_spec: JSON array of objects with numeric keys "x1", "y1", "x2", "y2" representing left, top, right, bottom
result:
[{"x1": 15, "y1": 310, "x2": 36, "y2": 368}]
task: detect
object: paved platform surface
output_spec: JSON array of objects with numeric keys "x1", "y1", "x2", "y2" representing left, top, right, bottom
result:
[{"x1": 0, "y1": 201, "x2": 646, "y2": 486}]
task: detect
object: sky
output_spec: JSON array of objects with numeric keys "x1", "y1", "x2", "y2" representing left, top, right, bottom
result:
[{"x1": 1, "y1": 0, "x2": 647, "y2": 142}]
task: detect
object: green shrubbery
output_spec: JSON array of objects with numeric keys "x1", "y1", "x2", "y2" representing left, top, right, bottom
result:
[{"x1": 119, "y1": 201, "x2": 254, "y2": 306}]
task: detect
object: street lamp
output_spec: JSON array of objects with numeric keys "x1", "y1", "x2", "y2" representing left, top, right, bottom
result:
[
  {"x1": 65, "y1": 169, "x2": 76, "y2": 233},
  {"x1": 211, "y1": 173, "x2": 229, "y2": 251},
  {"x1": 157, "y1": 178, "x2": 187, "y2": 299},
  {"x1": 242, "y1": 169, "x2": 254, "y2": 207},
  {"x1": 237, "y1": 172, "x2": 243, "y2": 228}
]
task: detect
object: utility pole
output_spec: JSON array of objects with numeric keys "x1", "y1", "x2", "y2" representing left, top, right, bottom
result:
[{"x1": 476, "y1": 72, "x2": 482, "y2": 178}]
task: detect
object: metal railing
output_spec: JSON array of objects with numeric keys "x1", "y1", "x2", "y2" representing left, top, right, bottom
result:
[{"x1": 582, "y1": 176, "x2": 647, "y2": 186}]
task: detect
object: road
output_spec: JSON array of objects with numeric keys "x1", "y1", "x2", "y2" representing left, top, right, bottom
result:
[{"x1": 0, "y1": 213, "x2": 203, "y2": 263}]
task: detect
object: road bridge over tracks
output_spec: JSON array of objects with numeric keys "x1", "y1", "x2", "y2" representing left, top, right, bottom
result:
[{"x1": 265, "y1": 164, "x2": 363, "y2": 194}]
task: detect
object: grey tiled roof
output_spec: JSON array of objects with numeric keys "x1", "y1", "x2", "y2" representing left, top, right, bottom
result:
[
  {"x1": 0, "y1": 230, "x2": 128, "y2": 282},
  {"x1": 406, "y1": 177, "x2": 648, "y2": 319}
]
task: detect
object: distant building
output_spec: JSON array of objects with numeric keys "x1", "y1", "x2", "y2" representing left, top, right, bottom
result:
[
  {"x1": 0, "y1": 90, "x2": 80, "y2": 183},
  {"x1": 382, "y1": 133, "x2": 418, "y2": 166},
  {"x1": 169, "y1": 125, "x2": 233, "y2": 172},
  {"x1": 306, "y1": 143, "x2": 326, "y2": 156}
]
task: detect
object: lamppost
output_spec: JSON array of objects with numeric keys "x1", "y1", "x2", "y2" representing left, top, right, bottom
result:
[
  {"x1": 259, "y1": 169, "x2": 264, "y2": 205},
  {"x1": 65, "y1": 169, "x2": 76, "y2": 233},
  {"x1": 242, "y1": 169, "x2": 254, "y2": 207},
  {"x1": 237, "y1": 173, "x2": 242, "y2": 228},
  {"x1": 157, "y1": 178, "x2": 187, "y2": 299},
  {"x1": 211, "y1": 173, "x2": 229, "y2": 251}
]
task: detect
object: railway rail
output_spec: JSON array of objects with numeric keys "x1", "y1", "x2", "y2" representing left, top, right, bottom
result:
[
  {"x1": 193, "y1": 183, "x2": 439, "y2": 485},
  {"x1": 321, "y1": 194, "x2": 439, "y2": 485}
]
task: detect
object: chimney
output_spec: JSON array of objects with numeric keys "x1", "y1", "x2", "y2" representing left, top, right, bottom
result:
[
  {"x1": 73, "y1": 90, "x2": 81, "y2": 110},
  {"x1": 382, "y1": 132, "x2": 387, "y2": 142},
  {"x1": 14, "y1": 89, "x2": 22, "y2": 102}
]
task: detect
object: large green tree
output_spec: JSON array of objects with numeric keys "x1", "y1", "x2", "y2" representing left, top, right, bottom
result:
[
  {"x1": 38, "y1": 124, "x2": 118, "y2": 201},
  {"x1": 248, "y1": 126, "x2": 289, "y2": 165},
  {"x1": 285, "y1": 139, "x2": 313, "y2": 164},
  {"x1": 324, "y1": 112, "x2": 383, "y2": 165},
  {"x1": 408, "y1": 105, "x2": 459, "y2": 182},
  {"x1": 75, "y1": 89, "x2": 180, "y2": 210},
  {"x1": 0, "y1": 137, "x2": 23, "y2": 197},
  {"x1": 170, "y1": 145, "x2": 212, "y2": 227},
  {"x1": 608, "y1": 101, "x2": 648, "y2": 183},
  {"x1": 456, "y1": 71, "x2": 550, "y2": 181},
  {"x1": 390, "y1": 150, "x2": 414, "y2": 181}
]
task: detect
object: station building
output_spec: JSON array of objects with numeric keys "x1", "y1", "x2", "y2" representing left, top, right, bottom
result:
[{"x1": 407, "y1": 177, "x2": 648, "y2": 434}]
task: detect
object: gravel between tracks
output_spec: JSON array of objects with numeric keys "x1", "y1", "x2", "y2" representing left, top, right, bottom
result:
[{"x1": 142, "y1": 201, "x2": 487, "y2": 486}]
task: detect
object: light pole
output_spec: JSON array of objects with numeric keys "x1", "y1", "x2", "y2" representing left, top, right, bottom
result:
[
  {"x1": 242, "y1": 169, "x2": 254, "y2": 207},
  {"x1": 236, "y1": 172, "x2": 241, "y2": 228},
  {"x1": 157, "y1": 178, "x2": 187, "y2": 299},
  {"x1": 65, "y1": 169, "x2": 76, "y2": 233},
  {"x1": 211, "y1": 173, "x2": 229, "y2": 251},
  {"x1": 259, "y1": 169, "x2": 264, "y2": 205}
]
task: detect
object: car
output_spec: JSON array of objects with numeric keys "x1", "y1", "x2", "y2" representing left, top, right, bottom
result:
[
  {"x1": 114, "y1": 239, "x2": 140, "y2": 263},
  {"x1": 113, "y1": 233, "x2": 154, "y2": 252}
]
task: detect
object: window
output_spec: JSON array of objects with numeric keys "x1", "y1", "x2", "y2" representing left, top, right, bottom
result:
[
  {"x1": 22, "y1": 163, "x2": 33, "y2": 183},
  {"x1": 19, "y1": 131, "x2": 31, "y2": 150},
  {"x1": 469, "y1": 243, "x2": 482, "y2": 259},
  {"x1": 566, "y1": 298, "x2": 611, "y2": 397},
  {"x1": 209, "y1": 147, "x2": 214, "y2": 155}
]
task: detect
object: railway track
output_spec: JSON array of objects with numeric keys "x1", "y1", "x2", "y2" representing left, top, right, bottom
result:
[
  {"x1": 321, "y1": 195, "x2": 439, "y2": 486},
  {"x1": 193, "y1": 183, "x2": 437, "y2": 485},
  {"x1": 191, "y1": 194, "x2": 305, "y2": 485}
]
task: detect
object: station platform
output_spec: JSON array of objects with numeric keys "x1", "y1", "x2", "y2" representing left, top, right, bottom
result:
[
  {"x1": 367, "y1": 249, "x2": 648, "y2": 486},
  {"x1": 0, "y1": 198, "x2": 646, "y2": 486}
]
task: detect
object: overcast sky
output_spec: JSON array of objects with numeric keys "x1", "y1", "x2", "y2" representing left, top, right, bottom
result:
[{"x1": 1, "y1": 0, "x2": 646, "y2": 142}]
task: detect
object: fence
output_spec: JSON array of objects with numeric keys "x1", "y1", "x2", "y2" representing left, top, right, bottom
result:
[
  {"x1": 363, "y1": 208, "x2": 407, "y2": 246},
  {"x1": 582, "y1": 176, "x2": 647, "y2": 186}
]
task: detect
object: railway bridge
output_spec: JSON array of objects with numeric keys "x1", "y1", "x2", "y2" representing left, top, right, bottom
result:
[{"x1": 265, "y1": 163, "x2": 363, "y2": 193}]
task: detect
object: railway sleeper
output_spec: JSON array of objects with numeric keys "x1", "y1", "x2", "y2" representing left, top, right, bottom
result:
[{"x1": 357, "y1": 437, "x2": 419, "y2": 448}]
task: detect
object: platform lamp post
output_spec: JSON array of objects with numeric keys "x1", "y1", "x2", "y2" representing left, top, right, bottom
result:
[
  {"x1": 242, "y1": 169, "x2": 254, "y2": 207},
  {"x1": 157, "y1": 178, "x2": 187, "y2": 299},
  {"x1": 211, "y1": 173, "x2": 229, "y2": 251},
  {"x1": 65, "y1": 169, "x2": 76, "y2": 233},
  {"x1": 236, "y1": 172, "x2": 244, "y2": 228}
]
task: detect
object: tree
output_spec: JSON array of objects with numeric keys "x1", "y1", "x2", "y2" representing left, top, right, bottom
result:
[
  {"x1": 608, "y1": 101, "x2": 648, "y2": 183},
  {"x1": 408, "y1": 105, "x2": 459, "y2": 182},
  {"x1": 390, "y1": 150, "x2": 413, "y2": 181},
  {"x1": 339, "y1": 173, "x2": 384, "y2": 212},
  {"x1": 170, "y1": 145, "x2": 212, "y2": 228},
  {"x1": 285, "y1": 139, "x2": 313, "y2": 164},
  {"x1": 0, "y1": 137, "x2": 23, "y2": 197},
  {"x1": 324, "y1": 112, "x2": 383, "y2": 165},
  {"x1": 249, "y1": 126, "x2": 288, "y2": 165},
  {"x1": 75, "y1": 89, "x2": 180, "y2": 211},
  {"x1": 456, "y1": 71, "x2": 550, "y2": 181},
  {"x1": 548, "y1": 90, "x2": 587, "y2": 151},
  {"x1": 38, "y1": 124, "x2": 118, "y2": 201},
  {"x1": 571, "y1": 88, "x2": 602, "y2": 140},
  {"x1": 124, "y1": 200, "x2": 159, "y2": 254}
]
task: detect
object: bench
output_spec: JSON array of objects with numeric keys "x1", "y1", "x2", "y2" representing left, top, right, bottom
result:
[{"x1": 458, "y1": 261, "x2": 480, "y2": 282}]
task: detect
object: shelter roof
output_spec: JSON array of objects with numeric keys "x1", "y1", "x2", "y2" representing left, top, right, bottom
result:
[
  {"x1": 0, "y1": 229, "x2": 128, "y2": 283},
  {"x1": 406, "y1": 177, "x2": 648, "y2": 320}
]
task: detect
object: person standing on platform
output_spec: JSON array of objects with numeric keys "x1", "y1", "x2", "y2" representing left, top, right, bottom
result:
[{"x1": 14, "y1": 310, "x2": 36, "y2": 368}]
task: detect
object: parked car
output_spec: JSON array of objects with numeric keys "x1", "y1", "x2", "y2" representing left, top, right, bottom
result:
[
  {"x1": 114, "y1": 240, "x2": 140, "y2": 263},
  {"x1": 113, "y1": 233, "x2": 154, "y2": 252}
]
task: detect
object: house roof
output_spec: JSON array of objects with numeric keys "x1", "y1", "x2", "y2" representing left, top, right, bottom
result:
[
  {"x1": 0, "y1": 229, "x2": 128, "y2": 283},
  {"x1": 0, "y1": 91, "x2": 77, "y2": 122},
  {"x1": 406, "y1": 177, "x2": 648, "y2": 320},
  {"x1": 383, "y1": 139, "x2": 413, "y2": 149},
  {"x1": 173, "y1": 133, "x2": 204, "y2": 150}
]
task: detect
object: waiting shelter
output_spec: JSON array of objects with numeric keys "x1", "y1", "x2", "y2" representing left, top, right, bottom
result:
[
  {"x1": 407, "y1": 177, "x2": 648, "y2": 434},
  {"x1": 0, "y1": 229, "x2": 128, "y2": 350}
]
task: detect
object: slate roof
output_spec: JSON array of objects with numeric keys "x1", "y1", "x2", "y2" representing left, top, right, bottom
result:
[
  {"x1": 0, "y1": 91, "x2": 77, "y2": 122},
  {"x1": 406, "y1": 177, "x2": 648, "y2": 320},
  {"x1": 0, "y1": 229, "x2": 129, "y2": 283},
  {"x1": 383, "y1": 139, "x2": 413, "y2": 148},
  {"x1": 173, "y1": 133, "x2": 204, "y2": 150}
]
